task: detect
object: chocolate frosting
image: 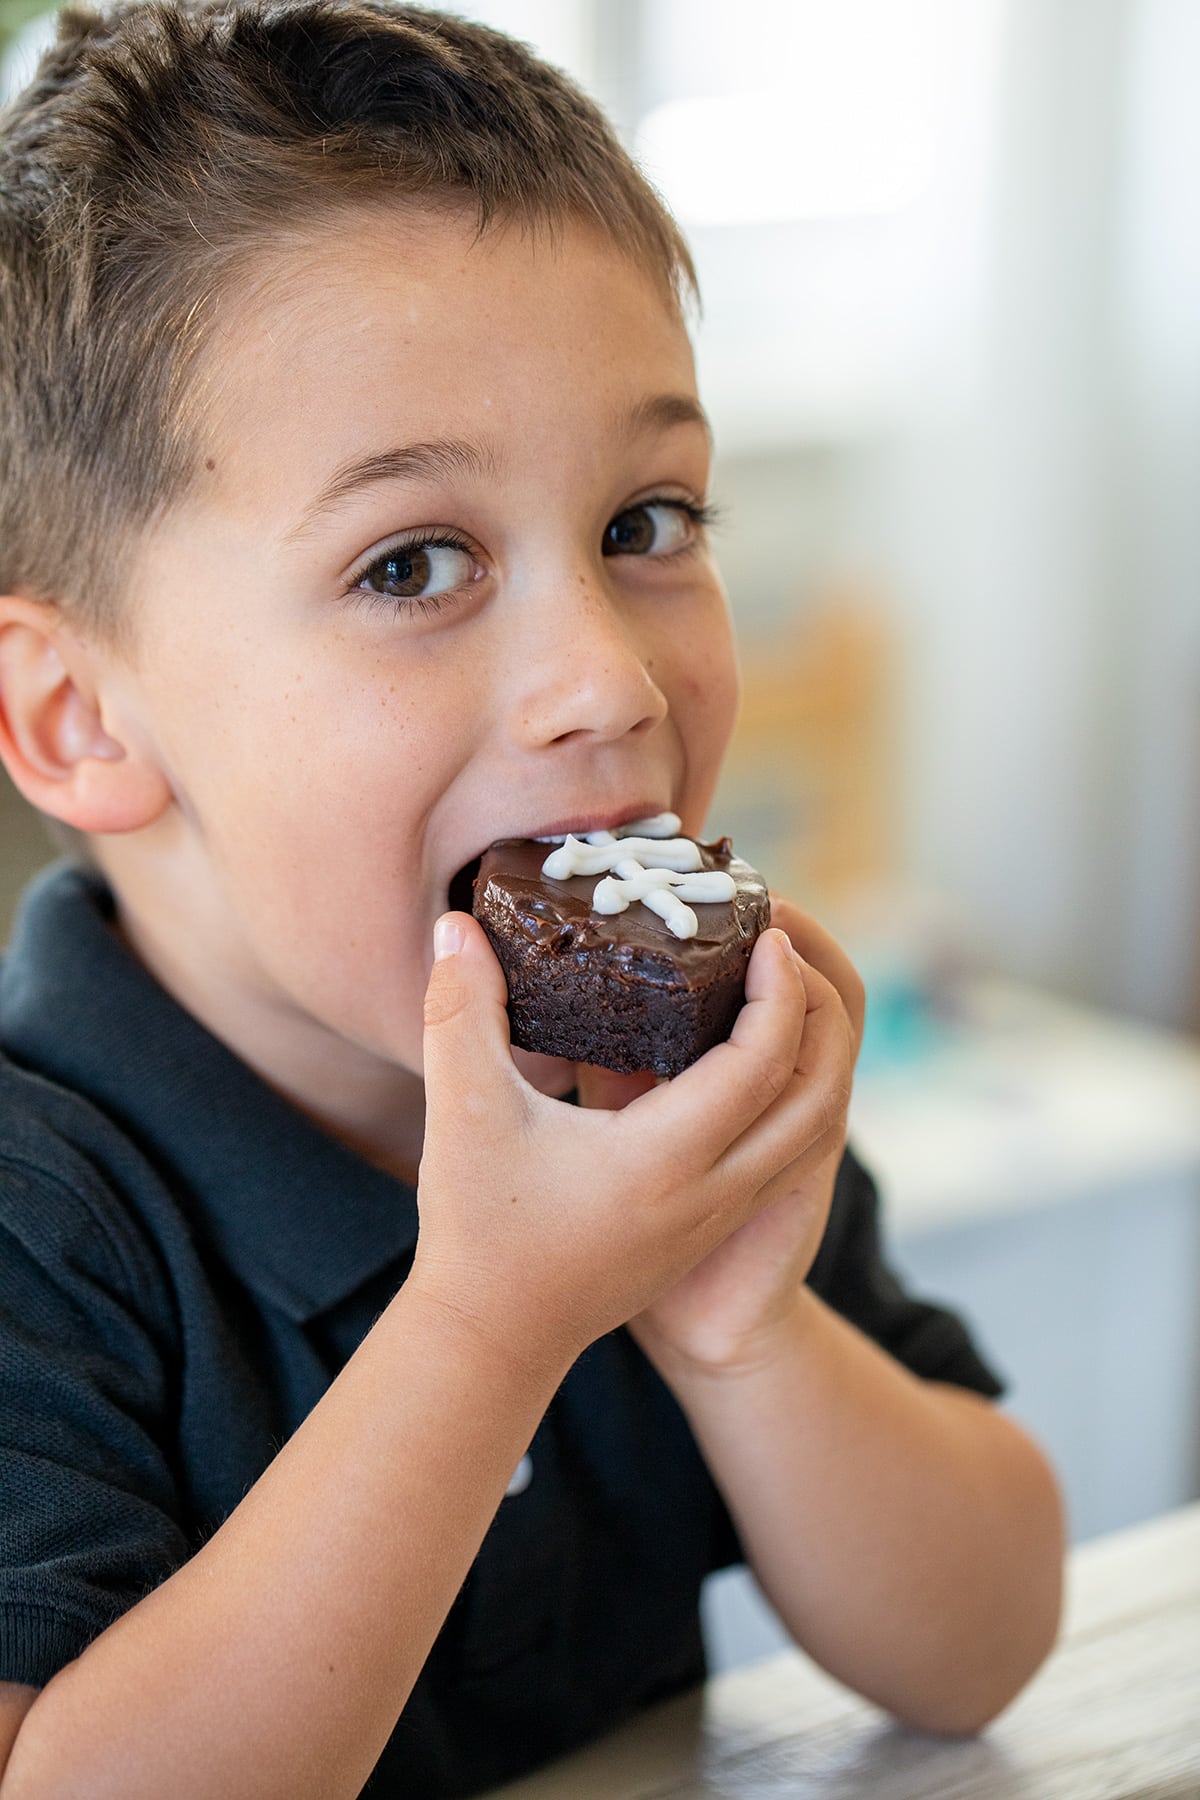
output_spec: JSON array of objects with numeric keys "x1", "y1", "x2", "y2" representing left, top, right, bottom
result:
[{"x1": 474, "y1": 837, "x2": 770, "y2": 992}]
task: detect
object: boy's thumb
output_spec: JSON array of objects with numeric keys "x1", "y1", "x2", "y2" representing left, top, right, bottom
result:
[{"x1": 421, "y1": 912, "x2": 515, "y2": 1099}]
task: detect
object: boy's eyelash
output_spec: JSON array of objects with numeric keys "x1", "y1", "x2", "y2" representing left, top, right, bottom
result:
[
  {"x1": 637, "y1": 495, "x2": 720, "y2": 532},
  {"x1": 346, "y1": 528, "x2": 475, "y2": 581},
  {"x1": 604, "y1": 494, "x2": 721, "y2": 563}
]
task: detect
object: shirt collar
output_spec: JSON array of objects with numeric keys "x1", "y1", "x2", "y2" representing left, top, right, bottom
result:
[{"x1": 0, "y1": 862, "x2": 419, "y2": 1322}]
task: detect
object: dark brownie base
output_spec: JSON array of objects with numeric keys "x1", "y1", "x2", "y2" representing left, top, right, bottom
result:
[{"x1": 473, "y1": 836, "x2": 769, "y2": 1076}]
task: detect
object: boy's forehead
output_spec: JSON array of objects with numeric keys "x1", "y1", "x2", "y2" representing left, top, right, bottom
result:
[{"x1": 196, "y1": 209, "x2": 701, "y2": 521}]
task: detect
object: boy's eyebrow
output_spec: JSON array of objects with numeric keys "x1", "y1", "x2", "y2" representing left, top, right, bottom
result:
[
  {"x1": 620, "y1": 393, "x2": 712, "y2": 444},
  {"x1": 284, "y1": 439, "x2": 497, "y2": 542},
  {"x1": 283, "y1": 397, "x2": 708, "y2": 543}
]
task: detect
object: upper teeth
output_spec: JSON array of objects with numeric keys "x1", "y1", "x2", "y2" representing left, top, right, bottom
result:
[{"x1": 534, "y1": 810, "x2": 682, "y2": 846}]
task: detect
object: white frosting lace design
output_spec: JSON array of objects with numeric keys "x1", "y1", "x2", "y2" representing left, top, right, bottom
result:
[{"x1": 539, "y1": 812, "x2": 735, "y2": 940}]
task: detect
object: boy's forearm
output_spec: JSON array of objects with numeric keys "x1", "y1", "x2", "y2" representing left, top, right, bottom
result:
[
  {"x1": 652, "y1": 1290, "x2": 1065, "y2": 1735},
  {"x1": 1, "y1": 1280, "x2": 569, "y2": 1800}
]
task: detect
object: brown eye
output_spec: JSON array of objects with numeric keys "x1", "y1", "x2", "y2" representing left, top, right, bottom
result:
[
  {"x1": 356, "y1": 541, "x2": 476, "y2": 600},
  {"x1": 603, "y1": 501, "x2": 696, "y2": 558}
]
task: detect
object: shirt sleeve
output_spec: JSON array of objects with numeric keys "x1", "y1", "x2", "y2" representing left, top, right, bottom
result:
[
  {"x1": 0, "y1": 1151, "x2": 190, "y2": 1688},
  {"x1": 808, "y1": 1143, "x2": 1005, "y2": 1396}
]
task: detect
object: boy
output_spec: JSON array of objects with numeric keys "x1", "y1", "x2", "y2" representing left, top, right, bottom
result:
[{"x1": 0, "y1": 3, "x2": 1063, "y2": 1795}]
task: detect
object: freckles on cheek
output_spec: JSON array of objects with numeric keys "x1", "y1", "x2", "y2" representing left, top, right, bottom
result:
[
  {"x1": 680, "y1": 657, "x2": 739, "y2": 723},
  {"x1": 676, "y1": 659, "x2": 740, "y2": 785}
]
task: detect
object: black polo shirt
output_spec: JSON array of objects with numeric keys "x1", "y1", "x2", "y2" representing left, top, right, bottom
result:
[{"x1": 0, "y1": 863, "x2": 1002, "y2": 1797}]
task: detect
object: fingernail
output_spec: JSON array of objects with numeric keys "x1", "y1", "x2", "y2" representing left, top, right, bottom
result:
[{"x1": 434, "y1": 915, "x2": 465, "y2": 961}]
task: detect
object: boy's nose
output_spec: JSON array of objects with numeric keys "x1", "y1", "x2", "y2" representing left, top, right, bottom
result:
[{"x1": 509, "y1": 579, "x2": 669, "y2": 749}]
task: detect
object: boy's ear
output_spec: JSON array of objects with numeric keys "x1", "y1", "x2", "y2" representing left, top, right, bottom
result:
[{"x1": 0, "y1": 597, "x2": 171, "y2": 834}]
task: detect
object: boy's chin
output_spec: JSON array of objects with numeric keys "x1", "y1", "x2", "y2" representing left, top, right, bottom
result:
[{"x1": 511, "y1": 1046, "x2": 578, "y2": 1096}]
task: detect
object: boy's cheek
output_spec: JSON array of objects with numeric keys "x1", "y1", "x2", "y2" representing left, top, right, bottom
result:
[
  {"x1": 684, "y1": 589, "x2": 740, "y2": 714},
  {"x1": 676, "y1": 647, "x2": 741, "y2": 778}
]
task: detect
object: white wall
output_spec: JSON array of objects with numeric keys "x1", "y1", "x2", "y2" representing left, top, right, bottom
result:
[
  {"x1": 879, "y1": 0, "x2": 1200, "y2": 1027},
  {"x1": 670, "y1": 0, "x2": 1200, "y2": 1030},
  {"x1": 1112, "y1": 0, "x2": 1200, "y2": 1029}
]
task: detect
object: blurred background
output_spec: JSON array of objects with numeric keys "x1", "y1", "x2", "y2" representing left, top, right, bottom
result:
[{"x1": 3, "y1": 0, "x2": 1199, "y2": 1664}]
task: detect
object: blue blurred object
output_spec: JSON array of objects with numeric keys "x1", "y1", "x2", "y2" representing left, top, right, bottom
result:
[{"x1": 856, "y1": 961, "x2": 949, "y2": 1072}]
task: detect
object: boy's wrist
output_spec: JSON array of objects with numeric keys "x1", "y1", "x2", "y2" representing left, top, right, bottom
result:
[
  {"x1": 399, "y1": 1256, "x2": 579, "y2": 1400},
  {"x1": 632, "y1": 1284, "x2": 825, "y2": 1395}
]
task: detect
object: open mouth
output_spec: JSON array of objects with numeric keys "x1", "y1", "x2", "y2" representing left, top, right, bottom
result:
[
  {"x1": 445, "y1": 808, "x2": 677, "y2": 916},
  {"x1": 448, "y1": 855, "x2": 482, "y2": 915}
]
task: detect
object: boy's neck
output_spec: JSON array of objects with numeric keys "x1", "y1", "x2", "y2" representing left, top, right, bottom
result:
[{"x1": 100, "y1": 845, "x2": 429, "y2": 1187}]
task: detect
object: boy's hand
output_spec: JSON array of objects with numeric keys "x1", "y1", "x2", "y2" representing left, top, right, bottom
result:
[
  {"x1": 411, "y1": 900, "x2": 862, "y2": 1383},
  {"x1": 581, "y1": 896, "x2": 864, "y2": 1378}
]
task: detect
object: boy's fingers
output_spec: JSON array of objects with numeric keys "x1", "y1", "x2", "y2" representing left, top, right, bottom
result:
[
  {"x1": 768, "y1": 892, "x2": 866, "y2": 1056},
  {"x1": 714, "y1": 958, "x2": 854, "y2": 1194},
  {"x1": 421, "y1": 912, "x2": 520, "y2": 1108},
  {"x1": 623, "y1": 928, "x2": 807, "y2": 1167}
]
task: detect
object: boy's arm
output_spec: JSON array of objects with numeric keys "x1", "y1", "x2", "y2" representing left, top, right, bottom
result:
[
  {"x1": 645, "y1": 1293, "x2": 1064, "y2": 1735},
  {"x1": 0, "y1": 1691, "x2": 35, "y2": 1781},
  {"x1": 1, "y1": 918, "x2": 837, "y2": 1800},
  {"x1": 1, "y1": 1277, "x2": 571, "y2": 1800},
  {"x1": 617, "y1": 898, "x2": 1063, "y2": 1734}
]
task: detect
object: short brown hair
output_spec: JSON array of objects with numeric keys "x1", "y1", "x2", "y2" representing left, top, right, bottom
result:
[{"x1": 0, "y1": 0, "x2": 696, "y2": 643}]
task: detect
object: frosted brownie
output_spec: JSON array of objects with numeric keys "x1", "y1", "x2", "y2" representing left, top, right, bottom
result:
[{"x1": 473, "y1": 818, "x2": 769, "y2": 1076}]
